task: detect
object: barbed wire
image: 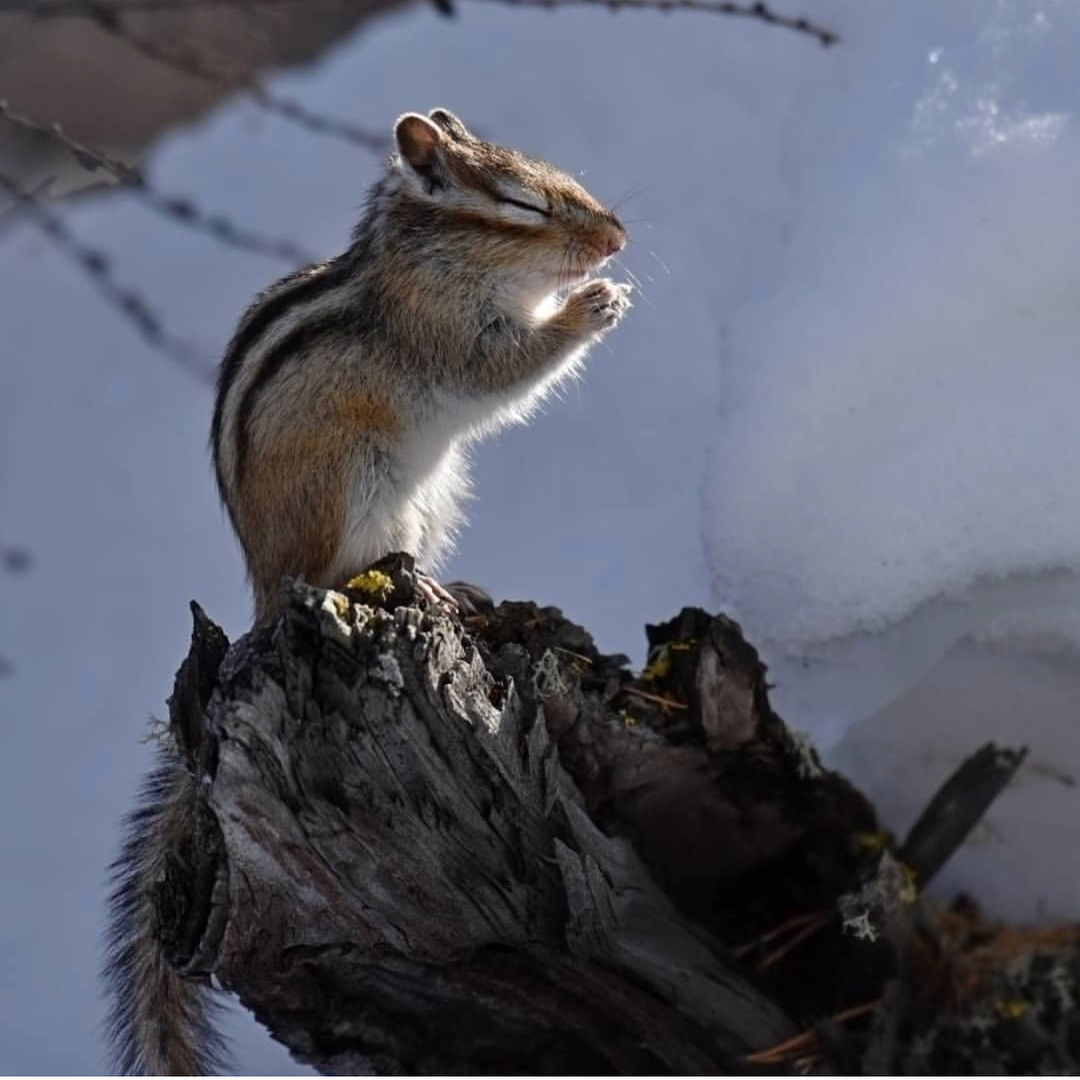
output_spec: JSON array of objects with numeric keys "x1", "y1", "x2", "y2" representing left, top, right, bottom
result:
[
  {"x1": 0, "y1": 543, "x2": 31, "y2": 574},
  {"x1": 0, "y1": 0, "x2": 835, "y2": 392},
  {"x1": 0, "y1": 0, "x2": 838, "y2": 45},
  {"x1": 0, "y1": 171, "x2": 54, "y2": 236},
  {"x1": 1, "y1": 0, "x2": 317, "y2": 8},
  {"x1": 470, "y1": 0, "x2": 837, "y2": 44},
  {"x1": 0, "y1": 99, "x2": 316, "y2": 264},
  {"x1": 0, "y1": 167, "x2": 215, "y2": 383},
  {"x1": 82, "y1": 2, "x2": 392, "y2": 153}
]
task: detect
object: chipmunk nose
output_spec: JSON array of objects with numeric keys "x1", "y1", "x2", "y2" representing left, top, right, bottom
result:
[{"x1": 605, "y1": 229, "x2": 626, "y2": 257}]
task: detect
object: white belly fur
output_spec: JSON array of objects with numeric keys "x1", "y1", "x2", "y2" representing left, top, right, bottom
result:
[{"x1": 328, "y1": 440, "x2": 469, "y2": 584}]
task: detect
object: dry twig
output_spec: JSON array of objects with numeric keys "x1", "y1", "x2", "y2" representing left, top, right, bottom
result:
[
  {"x1": 743, "y1": 997, "x2": 883, "y2": 1065},
  {"x1": 621, "y1": 685, "x2": 688, "y2": 710},
  {"x1": 758, "y1": 911, "x2": 831, "y2": 970},
  {"x1": 732, "y1": 908, "x2": 829, "y2": 959}
]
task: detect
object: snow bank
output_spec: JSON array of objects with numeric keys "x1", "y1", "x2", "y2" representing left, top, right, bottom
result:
[{"x1": 706, "y1": 1, "x2": 1080, "y2": 745}]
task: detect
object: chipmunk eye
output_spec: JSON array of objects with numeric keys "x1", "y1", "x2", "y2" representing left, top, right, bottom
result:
[{"x1": 499, "y1": 196, "x2": 552, "y2": 218}]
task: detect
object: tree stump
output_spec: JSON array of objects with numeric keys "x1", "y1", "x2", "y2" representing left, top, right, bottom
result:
[{"x1": 153, "y1": 556, "x2": 1075, "y2": 1075}]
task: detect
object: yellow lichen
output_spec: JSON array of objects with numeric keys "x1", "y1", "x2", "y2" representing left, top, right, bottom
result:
[
  {"x1": 854, "y1": 830, "x2": 889, "y2": 853},
  {"x1": 641, "y1": 638, "x2": 698, "y2": 682},
  {"x1": 330, "y1": 593, "x2": 350, "y2": 618},
  {"x1": 898, "y1": 861, "x2": 919, "y2": 904},
  {"x1": 641, "y1": 647, "x2": 672, "y2": 682},
  {"x1": 994, "y1": 999, "x2": 1030, "y2": 1021},
  {"x1": 345, "y1": 570, "x2": 394, "y2": 599}
]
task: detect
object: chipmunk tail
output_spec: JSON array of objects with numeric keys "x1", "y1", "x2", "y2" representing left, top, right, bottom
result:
[{"x1": 103, "y1": 753, "x2": 228, "y2": 1075}]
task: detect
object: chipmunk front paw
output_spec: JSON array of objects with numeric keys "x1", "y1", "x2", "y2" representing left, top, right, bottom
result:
[{"x1": 564, "y1": 278, "x2": 633, "y2": 335}]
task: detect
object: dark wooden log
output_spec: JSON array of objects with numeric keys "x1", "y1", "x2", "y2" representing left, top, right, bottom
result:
[
  {"x1": 157, "y1": 558, "x2": 1052, "y2": 1075},
  {"x1": 163, "y1": 566, "x2": 804, "y2": 1074}
]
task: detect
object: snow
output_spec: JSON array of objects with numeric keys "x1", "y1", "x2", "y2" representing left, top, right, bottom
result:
[
  {"x1": 2, "y1": 0, "x2": 1079, "y2": 1071},
  {"x1": 708, "y1": 0, "x2": 1080, "y2": 742}
]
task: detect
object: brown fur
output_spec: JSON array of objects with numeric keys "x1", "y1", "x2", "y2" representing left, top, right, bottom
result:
[
  {"x1": 334, "y1": 390, "x2": 405, "y2": 441},
  {"x1": 234, "y1": 434, "x2": 348, "y2": 622},
  {"x1": 233, "y1": 379, "x2": 405, "y2": 621}
]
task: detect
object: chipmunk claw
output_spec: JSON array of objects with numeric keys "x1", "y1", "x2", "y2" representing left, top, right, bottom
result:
[
  {"x1": 415, "y1": 571, "x2": 459, "y2": 610},
  {"x1": 570, "y1": 278, "x2": 633, "y2": 332}
]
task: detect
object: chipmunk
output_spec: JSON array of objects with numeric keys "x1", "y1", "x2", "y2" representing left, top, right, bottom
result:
[
  {"x1": 215, "y1": 105, "x2": 629, "y2": 622},
  {"x1": 104, "y1": 108, "x2": 631, "y2": 1074}
]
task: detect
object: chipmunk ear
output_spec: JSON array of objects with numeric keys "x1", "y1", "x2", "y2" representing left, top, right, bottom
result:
[
  {"x1": 428, "y1": 108, "x2": 471, "y2": 141},
  {"x1": 394, "y1": 113, "x2": 446, "y2": 190}
]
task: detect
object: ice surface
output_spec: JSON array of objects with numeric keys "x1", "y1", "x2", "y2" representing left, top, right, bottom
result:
[{"x1": 2, "y1": 0, "x2": 1079, "y2": 1072}]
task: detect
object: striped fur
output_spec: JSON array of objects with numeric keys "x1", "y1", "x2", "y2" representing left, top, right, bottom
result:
[{"x1": 210, "y1": 257, "x2": 357, "y2": 502}]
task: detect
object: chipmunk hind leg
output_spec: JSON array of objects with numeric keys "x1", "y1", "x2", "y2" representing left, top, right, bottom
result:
[{"x1": 236, "y1": 424, "x2": 353, "y2": 625}]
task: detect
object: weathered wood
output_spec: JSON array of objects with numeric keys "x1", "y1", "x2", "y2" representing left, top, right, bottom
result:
[
  {"x1": 158, "y1": 560, "x2": 1054, "y2": 1075},
  {"x1": 900, "y1": 742, "x2": 1028, "y2": 885},
  {"x1": 165, "y1": 569, "x2": 800, "y2": 1074}
]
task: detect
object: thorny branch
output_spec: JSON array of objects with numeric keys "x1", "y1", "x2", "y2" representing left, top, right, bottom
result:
[
  {"x1": 0, "y1": 169, "x2": 214, "y2": 383},
  {"x1": 0, "y1": 0, "x2": 839, "y2": 46},
  {"x1": 0, "y1": 100, "x2": 315, "y2": 265},
  {"x1": 83, "y1": 3, "x2": 391, "y2": 154}
]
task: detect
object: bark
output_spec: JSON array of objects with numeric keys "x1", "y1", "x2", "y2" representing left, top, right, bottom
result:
[{"x1": 155, "y1": 556, "x2": 1065, "y2": 1075}]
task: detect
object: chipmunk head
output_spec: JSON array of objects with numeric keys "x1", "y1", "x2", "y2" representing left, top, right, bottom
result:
[{"x1": 388, "y1": 108, "x2": 626, "y2": 308}]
